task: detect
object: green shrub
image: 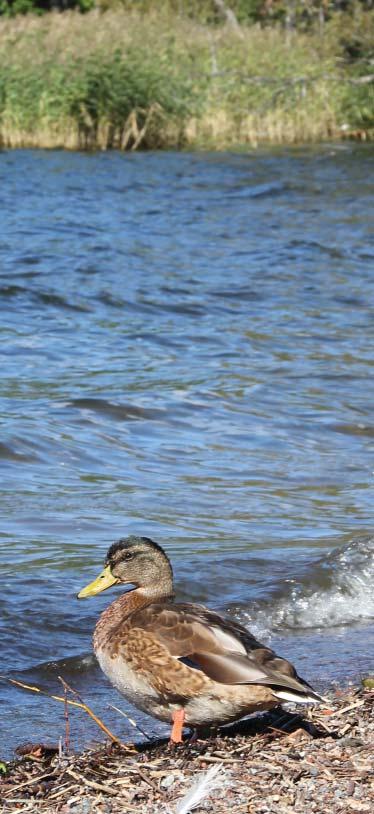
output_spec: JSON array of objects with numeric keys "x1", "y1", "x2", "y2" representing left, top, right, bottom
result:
[{"x1": 0, "y1": 7, "x2": 372, "y2": 147}]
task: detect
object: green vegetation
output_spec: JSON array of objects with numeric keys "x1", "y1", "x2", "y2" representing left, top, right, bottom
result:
[
  {"x1": 0, "y1": 0, "x2": 372, "y2": 26},
  {"x1": 0, "y1": 5, "x2": 372, "y2": 149}
]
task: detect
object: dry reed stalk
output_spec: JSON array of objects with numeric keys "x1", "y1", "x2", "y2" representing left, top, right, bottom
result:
[
  {"x1": 1, "y1": 8, "x2": 369, "y2": 150},
  {"x1": 59, "y1": 678, "x2": 70, "y2": 754},
  {"x1": 108, "y1": 704, "x2": 152, "y2": 741},
  {"x1": 0, "y1": 675, "x2": 135, "y2": 751}
]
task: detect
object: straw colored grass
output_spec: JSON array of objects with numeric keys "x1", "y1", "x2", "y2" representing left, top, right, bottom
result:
[{"x1": 0, "y1": 9, "x2": 372, "y2": 149}]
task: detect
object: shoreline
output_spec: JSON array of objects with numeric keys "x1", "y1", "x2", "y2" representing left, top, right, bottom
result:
[
  {"x1": 0, "y1": 9, "x2": 372, "y2": 151},
  {"x1": 0, "y1": 128, "x2": 371, "y2": 152},
  {"x1": 1, "y1": 685, "x2": 373, "y2": 813}
]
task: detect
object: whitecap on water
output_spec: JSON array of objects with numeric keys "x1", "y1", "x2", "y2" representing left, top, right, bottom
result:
[{"x1": 239, "y1": 536, "x2": 374, "y2": 633}]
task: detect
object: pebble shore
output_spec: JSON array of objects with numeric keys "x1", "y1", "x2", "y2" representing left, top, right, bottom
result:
[{"x1": 1, "y1": 686, "x2": 373, "y2": 814}]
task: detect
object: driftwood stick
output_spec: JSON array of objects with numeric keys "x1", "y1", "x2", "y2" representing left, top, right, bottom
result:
[{"x1": 2, "y1": 771, "x2": 56, "y2": 797}]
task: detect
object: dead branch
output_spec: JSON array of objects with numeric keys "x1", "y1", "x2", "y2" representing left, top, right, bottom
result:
[{"x1": 212, "y1": 0, "x2": 244, "y2": 38}]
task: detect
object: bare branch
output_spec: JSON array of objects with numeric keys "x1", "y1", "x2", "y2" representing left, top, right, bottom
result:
[{"x1": 212, "y1": 0, "x2": 244, "y2": 38}]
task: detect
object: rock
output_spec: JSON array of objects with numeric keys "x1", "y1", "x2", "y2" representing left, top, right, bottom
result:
[
  {"x1": 160, "y1": 773, "x2": 176, "y2": 789},
  {"x1": 286, "y1": 728, "x2": 312, "y2": 744}
]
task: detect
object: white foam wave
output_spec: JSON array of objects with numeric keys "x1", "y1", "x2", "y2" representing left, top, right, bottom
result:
[
  {"x1": 273, "y1": 569, "x2": 374, "y2": 629},
  {"x1": 241, "y1": 536, "x2": 374, "y2": 632}
]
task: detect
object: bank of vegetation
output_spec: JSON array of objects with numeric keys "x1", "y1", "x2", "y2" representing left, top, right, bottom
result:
[{"x1": 0, "y1": 1, "x2": 373, "y2": 149}]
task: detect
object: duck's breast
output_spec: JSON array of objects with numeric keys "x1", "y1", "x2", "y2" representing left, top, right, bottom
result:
[{"x1": 96, "y1": 646, "x2": 159, "y2": 714}]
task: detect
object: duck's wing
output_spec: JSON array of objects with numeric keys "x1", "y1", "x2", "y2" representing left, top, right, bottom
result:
[{"x1": 128, "y1": 602, "x2": 321, "y2": 702}]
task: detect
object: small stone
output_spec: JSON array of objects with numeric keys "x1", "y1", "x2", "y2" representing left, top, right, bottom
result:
[
  {"x1": 160, "y1": 773, "x2": 176, "y2": 789},
  {"x1": 286, "y1": 728, "x2": 312, "y2": 744}
]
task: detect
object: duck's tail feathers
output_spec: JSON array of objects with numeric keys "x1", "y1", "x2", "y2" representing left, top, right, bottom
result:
[{"x1": 272, "y1": 687, "x2": 325, "y2": 705}]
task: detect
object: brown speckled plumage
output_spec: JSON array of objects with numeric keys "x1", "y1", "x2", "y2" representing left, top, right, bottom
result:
[{"x1": 78, "y1": 535, "x2": 321, "y2": 732}]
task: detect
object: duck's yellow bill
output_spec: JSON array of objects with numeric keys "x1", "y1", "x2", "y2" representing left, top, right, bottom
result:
[{"x1": 77, "y1": 565, "x2": 118, "y2": 598}]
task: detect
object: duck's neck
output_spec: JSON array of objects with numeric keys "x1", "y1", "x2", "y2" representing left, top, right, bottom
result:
[{"x1": 93, "y1": 584, "x2": 174, "y2": 651}]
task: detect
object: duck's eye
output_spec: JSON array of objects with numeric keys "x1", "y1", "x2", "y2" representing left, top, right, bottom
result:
[{"x1": 122, "y1": 552, "x2": 134, "y2": 561}]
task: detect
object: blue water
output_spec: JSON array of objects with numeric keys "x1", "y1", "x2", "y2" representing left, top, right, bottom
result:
[{"x1": 0, "y1": 145, "x2": 373, "y2": 757}]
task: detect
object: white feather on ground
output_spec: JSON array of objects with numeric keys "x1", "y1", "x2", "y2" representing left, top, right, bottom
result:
[{"x1": 174, "y1": 763, "x2": 224, "y2": 814}]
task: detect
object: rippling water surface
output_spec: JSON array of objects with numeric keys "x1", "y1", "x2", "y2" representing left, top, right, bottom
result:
[{"x1": 1, "y1": 146, "x2": 373, "y2": 756}]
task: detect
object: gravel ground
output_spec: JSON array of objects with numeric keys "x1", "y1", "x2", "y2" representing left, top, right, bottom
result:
[{"x1": 1, "y1": 686, "x2": 373, "y2": 814}]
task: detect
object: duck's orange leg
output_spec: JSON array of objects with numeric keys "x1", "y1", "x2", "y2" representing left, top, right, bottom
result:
[{"x1": 170, "y1": 709, "x2": 185, "y2": 744}]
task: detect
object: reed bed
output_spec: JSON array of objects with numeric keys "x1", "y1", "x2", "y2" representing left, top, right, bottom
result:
[
  {"x1": 0, "y1": 685, "x2": 373, "y2": 813},
  {"x1": 0, "y1": 9, "x2": 372, "y2": 149}
]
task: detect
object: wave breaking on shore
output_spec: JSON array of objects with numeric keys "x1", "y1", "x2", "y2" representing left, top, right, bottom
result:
[{"x1": 239, "y1": 536, "x2": 374, "y2": 634}]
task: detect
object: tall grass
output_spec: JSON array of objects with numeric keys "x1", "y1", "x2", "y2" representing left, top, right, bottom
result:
[{"x1": 0, "y1": 9, "x2": 372, "y2": 149}]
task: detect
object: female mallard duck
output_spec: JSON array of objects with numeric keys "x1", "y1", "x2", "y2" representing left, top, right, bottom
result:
[{"x1": 78, "y1": 536, "x2": 321, "y2": 743}]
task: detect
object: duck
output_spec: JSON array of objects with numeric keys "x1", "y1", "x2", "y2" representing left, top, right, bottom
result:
[{"x1": 78, "y1": 535, "x2": 321, "y2": 743}]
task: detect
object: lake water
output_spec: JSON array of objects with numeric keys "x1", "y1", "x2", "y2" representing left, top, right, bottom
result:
[{"x1": 1, "y1": 146, "x2": 373, "y2": 757}]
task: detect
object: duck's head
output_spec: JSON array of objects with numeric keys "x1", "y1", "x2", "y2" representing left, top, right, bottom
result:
[{"x1": 77, "y1": 535, "x2": 174, "y2": 599}]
